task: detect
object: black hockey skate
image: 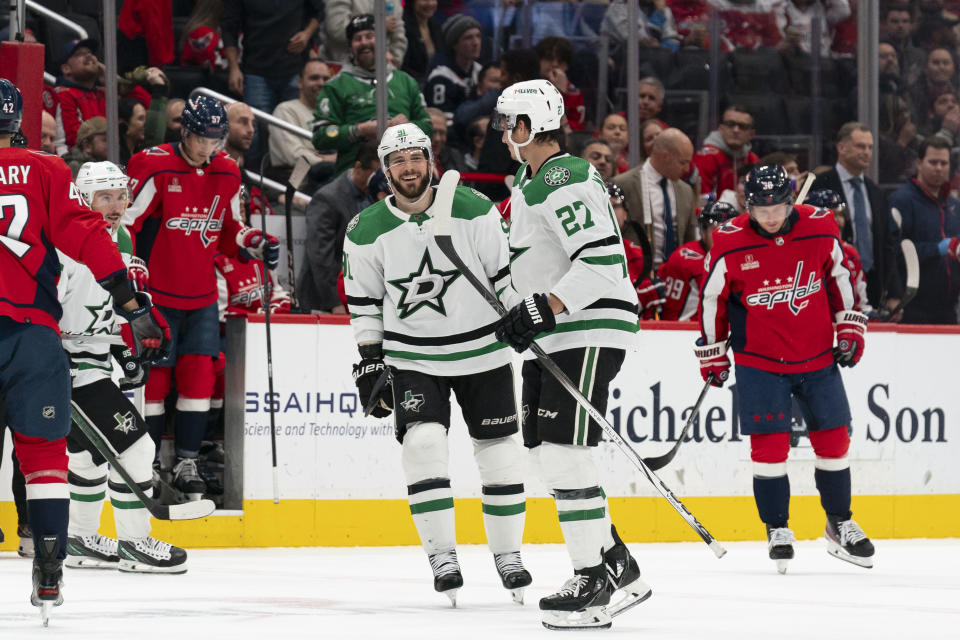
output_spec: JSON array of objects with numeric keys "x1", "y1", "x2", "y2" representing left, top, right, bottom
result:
[
  {"x1": 604, "y1": 525, "x2": 652, "y2": 618},
  {"x1": 65, "y1": 533, "x2": 119, "y2": 569},
  {"x1": 766, "y1": 525, "x2": 796, "y2": 575},
  {"x1": 118, "y1": 537, "x2": 188, "y2": 574},
  {"x1": 172, "y1": 457, "x2": 207, "y2": 501},
  {"x1": 494, "y1": 551, "x2": 532, "y2": 604},
  {"x1": 540, "y1": 563, "x2": 613, "y2": 630},
  {"x1": 31, "y1": 535, "x2": 64, "y2": 627},
  {"x1": 825, "y1": 515, "x2": 874, "y2": 569},
  {"x1": 428, "y1": 550, "x2": 463, "y2": 606}
]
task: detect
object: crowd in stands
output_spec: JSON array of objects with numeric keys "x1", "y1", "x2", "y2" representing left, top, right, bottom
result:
[{"x1": 4, "y1": 0, "x2": 960, "y2": 325}]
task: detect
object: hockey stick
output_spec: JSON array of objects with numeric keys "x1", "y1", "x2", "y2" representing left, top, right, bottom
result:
[
  {"x1": 284, "y1": 157, "x2": 311, "y2": 312},
  {"x1": 886, "y1": 239, "x2": 920, "y2": 321},
  {"x1": 433, "y1": 170, "x2": 726, "y2": 558},
  {"x1": 796, "y1": 171, "x2": 815, "y2": 205},
  {"x1": 363, "y1": 367, "x2": 392, "y2": 417},
  {"x1": 61, "y1": 332, "x2": 126, "y2": 345},
  {"x1": 259, "y1": 156, "x2": 280, "y2": 504},
  {"x1": 642, "y1": 375, "x2": 714, "y2": 471},
  {"x1": 70, "y1": 403, "x2": 216, "y2": 520}
]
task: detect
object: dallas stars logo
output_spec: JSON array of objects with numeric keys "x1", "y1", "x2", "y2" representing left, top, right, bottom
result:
[
  {"x1": 84, "y1": 300, "x2": 114, "y2": 333},
  {"x1": 400, "y1": 390, "x2": 424, "y2": 412},
  {"x1": 388, "y1": 251, "x2": 460, "y2": 319},
  {"x1": 509, "y1": 244, "x2": 530, "y2": 264},
  {"x1": 113, "y1": 411, "x2": 138, "y2": 434},
  {"x1": 544, "y1": 165, "x2": 571, "y2": 186}
]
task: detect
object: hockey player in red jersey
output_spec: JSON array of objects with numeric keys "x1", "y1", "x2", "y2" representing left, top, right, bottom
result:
[
  {"x1": 123, "y1": 95, "x2": 279, "y2": 499},
  {"x1": 0, "y1": 79, "x2": 169, "y2": 622},
  {"x1": 658, "y1": 200, "x2": 738, "y2": 321},
  {"x1": 696, "y1": 165, "x2": 875, "y2": 574},
  {"x1": 804, "y1": 189, "x2": 872, "y2": 314}
]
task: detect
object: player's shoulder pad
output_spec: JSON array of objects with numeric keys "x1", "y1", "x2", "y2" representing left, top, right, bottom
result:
[
  {"x1": 709, "y1": 215, "x2": 749, "y2": 252},
  {"x1": 116, "y1": 226, "x2": 134, "y2": 254},
  {"x1": 345, "y1": 199, "x2": 403, "y2": 246},
  {"x1": 520, "y1": 155, "x2": 591, "y2": 206},
  {"x1": 210, "y1": 151, "x2": 242, "y2": 176},
  {"x1": 794, "y1": 203, "x2": 840, "y2": 235},
  {"x1": 679, "y1": 243, "x2": 705, "y2": 261},
  {"x1": 451, "y1": 185, "x2": 494, "y2": 221}
]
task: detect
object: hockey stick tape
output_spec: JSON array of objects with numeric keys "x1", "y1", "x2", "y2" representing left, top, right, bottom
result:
[{"x1": 432, "y1": 170, "x2": 461, "y2": 237}]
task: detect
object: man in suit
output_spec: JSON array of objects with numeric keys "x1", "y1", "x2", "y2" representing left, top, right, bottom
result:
[
  {"x1": 812, "y1": 122, "x2": 902, "y2": 312},
  {"x1": 297, "y1": 142, "x2": 380, "y2": 313},
  {"x1": 613, "y1": 128, "x2": 698, "y2": 272}
]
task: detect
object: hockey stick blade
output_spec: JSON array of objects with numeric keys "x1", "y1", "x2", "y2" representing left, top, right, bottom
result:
[
  {"x1": 642, "y1": 375, "x2": 713, "y2": 471},
  {"x1": 70, "y1": 404, "x2": 216, "y2": 520},
  {"x1": 434, "y1": 195, "x2": 726, "y2": 558},
  {"x1": 432, "y1": 169, "x2": 461, "y2": 237},
  {"x1": 886, "y1": 239, "x2": 919, "y2": 321},
  {"x1": 61, "y1": 332, "x2": 125, "y2": 345}
]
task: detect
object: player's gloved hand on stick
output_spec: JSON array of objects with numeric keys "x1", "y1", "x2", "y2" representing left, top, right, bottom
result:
[
  {"x1": 833, "y1": 310, "x2": 868, "y2": 368},
  {"x1": 127, "y1": 256, "x2": 150, "y2": 293},
  {"x1": 117, "y1": 292, "x2": 172, "y2": 364},
  {"x1": 494, "y1": 293, "x2": 557, "y2": 353},
  {"x1": 694, "y1": 338, "x2": 730, "y2": 387},
  {"x1": 352, "y1": 344, "x2": 394, "y2": 418},
  {"x1": 111, "y1": 345, "x2": 150, "y2": 390},
  {"x1": 237, "y1": 227, "x2": 281, "y2": 270},
  {"x1": 636, "y1": 277, "x2": 666, "y2": 319},
  {"x1": 938, "y1": 237, "x2": 960, "y2": 261},
  {"x1": 270, "y1": 293, "x2": 291, "y2": 314}
]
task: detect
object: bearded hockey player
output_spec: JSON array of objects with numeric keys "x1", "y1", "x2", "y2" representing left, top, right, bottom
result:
[
  {"x1": 696, "y1": 165, "x2": 875, "y2": 574},
  {"x1": 492, "y1": 79, "x2": 650, "y2": 630},
  {"x1": 344, "y1": 124, "x2": 531, "y2": 606},
  {"x1": 123, "y1": 95, "x2": 279, "y2": 499},
  {"x1": 59, "y1": 161, "x2": 187, "y2": 574},
  {"x1": 657, "y1": 200, "x2": 738, "y2": 321},
  {"x1": 0, "y1": 79, "x2": 168, "y2": 624}
]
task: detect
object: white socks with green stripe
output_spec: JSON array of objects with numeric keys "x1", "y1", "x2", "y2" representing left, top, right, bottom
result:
[
  {"x1": 539, "y1": 442, "x2": 608, "y2": 569},
  {"x1": 403, "y1": 422, "x2": 456, "y2": 554},
  {"x1": 110, "y1": 434, "x2": 156, "y2": 541},
  {"x1": 474, "y1": 436, "x2": 526, "y2": 554},
  {"x1": 67, "y1": 449, "x2": 108, "y2": 537}
]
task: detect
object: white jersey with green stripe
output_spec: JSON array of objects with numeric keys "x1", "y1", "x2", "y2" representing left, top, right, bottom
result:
[
  {"x1": 57, "y1": 226, "x2": 132, "y2": 388},
  {"x1": 343, "y1": 185, "x2": 519, "y2": 376},
  {"x1": 508, "y1": 153, "x2": 639, "y2": 358}
]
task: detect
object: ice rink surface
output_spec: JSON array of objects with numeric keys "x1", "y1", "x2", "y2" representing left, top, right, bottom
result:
[{"x1": 1, "y1": 539, "x2": 958, "y2": 639}]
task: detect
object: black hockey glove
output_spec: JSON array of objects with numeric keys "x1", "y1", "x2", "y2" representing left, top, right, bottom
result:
[
  {"x1": 494, "y1": 294, "x2": 557, "y2": 353},
  {"x1": 352, "y1": 345, "x2": 394, "y2": 418},
  {"x1": 112, "y1": 344, "x2": 150, "y2": 390},
  {"x1": 115, "y1": 292, "x2": 171, "y2": 364}
]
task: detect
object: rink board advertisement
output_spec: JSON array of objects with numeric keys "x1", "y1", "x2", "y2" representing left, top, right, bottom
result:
[{"x1": 2, "y1": 318, "x2": 958, "y2": 549}]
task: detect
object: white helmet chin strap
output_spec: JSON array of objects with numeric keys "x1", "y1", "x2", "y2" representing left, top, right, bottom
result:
[{"x1": 508, "y1": 127, "x2": 535, "y2": 164}]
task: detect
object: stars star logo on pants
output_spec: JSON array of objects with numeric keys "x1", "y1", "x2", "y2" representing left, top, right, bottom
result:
[{"x1": 388, "y1": 250, "x2": 460, "y2": 319}]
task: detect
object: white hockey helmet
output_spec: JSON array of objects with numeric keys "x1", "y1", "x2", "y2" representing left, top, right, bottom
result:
[
  {"x1": 494, "y1": 79, "x2": 564, "y2": 159},
  {"x1": 75, "y1": 161, "x2": 128, "y2": 205},
  {"x1": 377, "y1": 123, "x2": 433, "y2": 193}
]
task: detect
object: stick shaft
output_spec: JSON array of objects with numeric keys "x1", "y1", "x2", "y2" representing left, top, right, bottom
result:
[{"x1": 260, "y1": 158, "x2": 280, "y2": 504}]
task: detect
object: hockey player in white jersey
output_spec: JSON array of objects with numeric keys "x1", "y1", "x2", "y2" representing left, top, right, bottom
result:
[
  {"x1": 344, "y1": 124, "x2": 531, "y2": 606},
  {"x1": 58, "y1": 162, "x2": 187, "y2": 574},
  {"x1": 492, "y1": 80, "x2": 651, "y2": 630}
]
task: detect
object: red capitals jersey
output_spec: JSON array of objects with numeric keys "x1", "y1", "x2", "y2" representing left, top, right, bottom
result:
[
  {"x1": 698, "y1": 205, "x2": 855, "y2": 374},
  {"x1": 124, "y1": 143, "x2": 244, "y2": 310},
  {"x1": 563, "y1": 85, "x2": 586, "y2": 131},
  {"x1": 0, "y1": 148, "x2": 127, "y2": 331},
  {"x1": 53, "y1": 80, "x2": 106, "y2": 150},
  {"x1": 693, "y1": 145, "x2": 759, "y2": 197},
  {"x1": 214, "y1": 253, "x2": 289, "y2": 318},
  {"x1": 624, "y1": 238, "x2": 646, "y2": 286},
  {"x1": 658, "y1": 240, "x2": 707, "y2": 321},
  {"x1": 839, "y1": 239, "x2": 870, "y2": 313}
]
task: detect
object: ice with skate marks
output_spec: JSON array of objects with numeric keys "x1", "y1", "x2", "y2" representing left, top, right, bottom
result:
[{"x1": 542, "y1": 605, "x2": 613, "y2": 631}]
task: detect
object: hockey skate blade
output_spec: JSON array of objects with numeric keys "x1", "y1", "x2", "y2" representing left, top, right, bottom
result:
[
  {"x1": 510, "y1": 587, "x2": 525, "y2": 605},
  {"x1": 542, "y1": 606, "x2": 612, "y2": 631},
  {"x1": 776, "y1": 559, "x2": 789, "y2": 575},
  {"x1": 40, "y1": 601, "x2": 52, "y2": 627},
  {"x1": 606, "y1": 581, "x2": 652, "y2": 618},
  {"x1": 64, "y1": 556, "x2": 118, "y2": 570},
  {"x1": 118, "y1": 559, "x2": 188, "y2": 574},
  {"x1": 167, "y1": 498, "x2": 216, "y2": 520},
  {"x1": 826, "y1": 542, "x2": 874, "y2": 569},
  {"x1": 442, "y1": 588, "x2": 460, "y2": 608}
]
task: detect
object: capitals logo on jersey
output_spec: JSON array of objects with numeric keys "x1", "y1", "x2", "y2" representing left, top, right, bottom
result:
[
  {"x1": 164, "y1": 195, "x2": 224, "y2": 248},
  {"x1": 388, "y1": 250, "x2": 461, "y2": 319},
  {"x1": 744, "y1": 260, "x2": 822, "y2": 315}
]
